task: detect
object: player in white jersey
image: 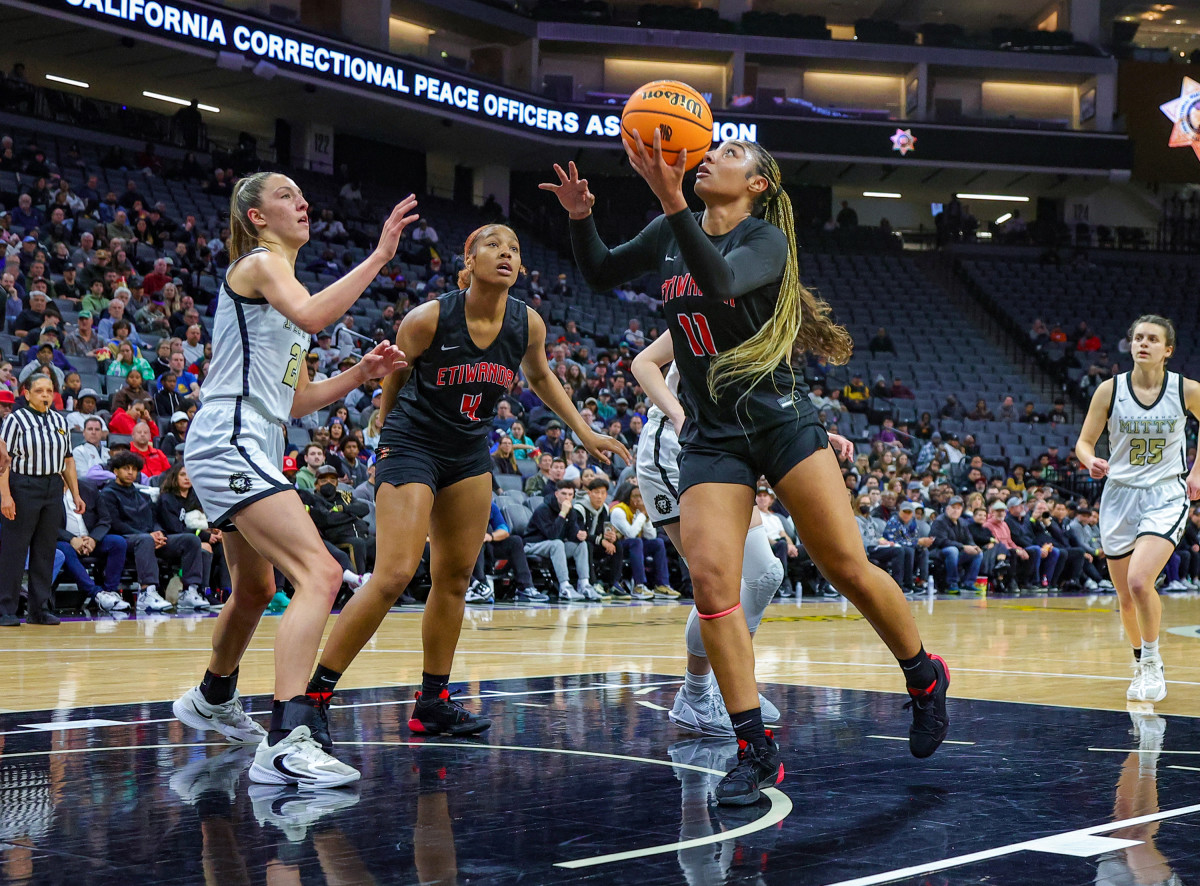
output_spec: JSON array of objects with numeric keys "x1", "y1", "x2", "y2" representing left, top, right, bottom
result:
[
  {"x1": 1076, "y1": 315, "x2": 1200, "y2": 704},
  {"x1": 172, "y1": 172, "x2": 416, "y2": 789},
  {"x1": 631, "y1": 331, "x2": 855, "y2": 736}
]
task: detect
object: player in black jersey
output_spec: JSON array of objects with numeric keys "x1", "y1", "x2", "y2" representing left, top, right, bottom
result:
[
  {"x1": 305, "y1": 224, "x2": 630, "y2": 739},
  {"x1": 543, "y1": 132, "x2": 950, "y2": 805}
]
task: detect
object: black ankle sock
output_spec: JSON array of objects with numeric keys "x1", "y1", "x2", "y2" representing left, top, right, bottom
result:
[
  {"x1": 1134, "y1": 647, "x2": 1143, "y2": 662},
  {"x1": 730, "y1": 706, "x2": 767, "y2": 749},
  {"x1": 898, "y1": 647, "x2": 938, "y2": 693},
  {"x1": 420, "y1": 671, "x2": 450, "y2": 701},
  {"x1": 268, "y1": 695, "x2": 318, "y2": 746},
  {"x1": 307, "y1": 664, "x2": 342, "y2": 699},
  {"x1": 199, "y1": 667, "x2": 239, "y2": 705}
]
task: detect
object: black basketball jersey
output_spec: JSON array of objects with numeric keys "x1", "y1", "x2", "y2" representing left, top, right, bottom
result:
[
  {"x1": 383, "y1": 289, "x2": 529, "y2": 444},
  {"x1": 658, "y1": 213, "x2": 815, "y2": 442}
]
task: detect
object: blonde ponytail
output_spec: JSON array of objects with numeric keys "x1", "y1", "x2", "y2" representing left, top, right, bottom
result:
[
  {"x1": 707, "y1": 143, "x2": 853, "y2": 402},
  {"x1": 228, "y1": 172, "x2": 274, "y2": 261}
]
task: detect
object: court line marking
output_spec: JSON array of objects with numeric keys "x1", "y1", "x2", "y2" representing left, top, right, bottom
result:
[
  {"x1": 0, "y1": 679, "x2": 687, "y2": 736},
  {"x1": 865, "y1": 735, "x2": 976, "y2": 746},
  {"x1": 820, "y1": 802, "x2": 1200, "y2": 886},
  {"x1": 1089, "y1": 747, "x2": 1200, "y2": 755},
  {"x1": 6, "y1": 646, "x2": 1196, "y2": 687},
  {"x1": 0, "y1": 742, "x2": 223, "y2": 759},
  {"x1": 339, "y1": 739, "x2": 792, "y2": 869},
  {"x1": 513, "y1": 702, "x2": 546, "y2": 707},
  {"x1": 635, "y1": 686, "x2": 659, "y2": 695},
  {"x1": 636, "y1": 700, "x2": 669, "y2": 712},
  {"x1": 1169, "y1": 765, "x2": 1200, "y2": 772}
]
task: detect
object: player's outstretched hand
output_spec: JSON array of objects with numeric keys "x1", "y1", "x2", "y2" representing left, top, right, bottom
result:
[
  {"x1": 539, "y1": 162, "x2": 595, "y2": 220},
  {"x1": 1188, "y1": 473, "x2": 1200, "y2": 502},
  {"x1": 373, "y1": 195, "x2": 420, "y2": 263},
  {"x1": 624, "y1": 128, "x2": 687, "y2": 213},
  {"x1": 359, "y1": 341, "x2": 407, "y2": 380},
  {"x1": 582, "y1": 431, "x2": 631, "y2": 467},
  {"x1": 827, "y1": 432, "x2": 855, "y2": 462},
  {"x1": 1088, "y1": 457, "x2": 1109, "y2": 480}
]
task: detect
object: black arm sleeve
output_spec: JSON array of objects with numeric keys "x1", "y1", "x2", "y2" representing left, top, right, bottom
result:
[
  {"x1": 569, "y1": 214, "x2": 663, "y2": 292},
  {"x1": 663, "y1": 209, "x2": 788, "y2": 304}
]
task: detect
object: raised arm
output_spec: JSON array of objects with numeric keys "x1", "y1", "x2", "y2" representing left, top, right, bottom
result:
[
  {"x1": 629, "y1": 331, "x2": 684, "y2": 433},
  {"x1": 540, "y1": 162, "x2": 660, "y2": 290},
  {"x1": 235, "y1": 196, "x2": 418, "y2": 334},
  {"x1": 1074, "y1": 377, "x2": 1113, "y2": 480},
  {"x1": 291, "y1": 340, "x2": 406, "y2": 419}
]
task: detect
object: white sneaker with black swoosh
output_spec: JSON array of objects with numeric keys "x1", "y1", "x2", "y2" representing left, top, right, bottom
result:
[
  {"x1": 173, "y1": 686, "x2": 268, "y2": 744},
  {"x1": 249, "y1": 726, "x2": 360, "y2": 789}
]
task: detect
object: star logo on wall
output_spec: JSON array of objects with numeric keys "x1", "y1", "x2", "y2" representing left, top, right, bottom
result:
[
  {"x1": 890, "y1": 128, "x2": 917, "y2": 156},
  {"x1": 1159, "y1": 76, "x2": 1200, "y2": 161}
]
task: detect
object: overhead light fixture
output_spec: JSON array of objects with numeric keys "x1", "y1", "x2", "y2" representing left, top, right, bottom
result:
[
  {"x1": 863, "y1": 191, "x2": 902, "y2": 198},
  {"x1": 142, "y1": 90, "x2": 220, "y2": 113},
  {"x1": 956, "y1": 193, "x2": 1030, "y2": 202},
  {"x1": 45, "y1": 74, "x2": 89, "y2": 89},
  {"x1": 996, "y1": 212, "x2": 1013, "y2": 224}
]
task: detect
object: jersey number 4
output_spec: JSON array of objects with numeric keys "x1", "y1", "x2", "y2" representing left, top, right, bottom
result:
[
  {"x1": 677, "y1": 313, "x2": 718, "y2": 357},
  {"x1": 460, "y1": 394, "x2": 482, "y2": 422}
]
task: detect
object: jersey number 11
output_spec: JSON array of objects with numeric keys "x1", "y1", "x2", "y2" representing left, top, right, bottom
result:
[{"x1": 678, "y1": 313, "x2": 718, "y2": 357}]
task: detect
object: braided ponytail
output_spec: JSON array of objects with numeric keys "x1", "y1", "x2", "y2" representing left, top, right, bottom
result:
[{"x1": 707, "y1": 142, "x2": 852, "y2": 402}]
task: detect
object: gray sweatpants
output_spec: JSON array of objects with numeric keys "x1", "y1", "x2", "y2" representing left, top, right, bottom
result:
[{"x1": 524, "y1": 539, "x2": 590, "y2": 586}]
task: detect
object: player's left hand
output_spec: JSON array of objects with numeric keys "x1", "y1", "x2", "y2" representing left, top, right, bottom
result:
[
  {"x1": 582, "y1": 431, "x2": 631, "y2": 467},
  {"x1": 359, "y1": 341, "x2": 407, "y2": 380},
  {"x1": 624, "y1": 128, "x2": 688, "y2": 214},
  {"x1": 1188, "y1": 474, "x2": 1200, "y2": 501},
  {"x1": 827, "y1": 433, "x2": 854, "y2": 462}
]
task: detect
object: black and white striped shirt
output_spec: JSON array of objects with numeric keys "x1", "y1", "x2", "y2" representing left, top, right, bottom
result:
[{"x1": 0, "y1": 407, "x2": 72, "y2": 476}]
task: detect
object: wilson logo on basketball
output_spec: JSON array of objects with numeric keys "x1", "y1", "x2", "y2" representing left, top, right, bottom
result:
[{"x1": 637, "y1": 87, "x2": 705, "y2": 120}]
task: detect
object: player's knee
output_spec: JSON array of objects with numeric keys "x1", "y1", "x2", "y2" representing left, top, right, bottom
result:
[
  {"x1": 1127, "y1": 572, "x2": 1156, "y2": 597},
  {"x1": 433, "y1": 561, "x2": 474, "y2": 596},
  {"x1": 821, "y1": 553, "x2": 873, "y2": 591}
]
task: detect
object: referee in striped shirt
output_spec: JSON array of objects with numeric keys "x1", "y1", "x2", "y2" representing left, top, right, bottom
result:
[{"x1": 0, "y1": 375, "x2": 84, "y2": 626}]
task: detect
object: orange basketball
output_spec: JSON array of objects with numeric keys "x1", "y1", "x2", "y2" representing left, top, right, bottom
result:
[{"x1": 621, "y1": 80, "x2": 713, "y2": 172}]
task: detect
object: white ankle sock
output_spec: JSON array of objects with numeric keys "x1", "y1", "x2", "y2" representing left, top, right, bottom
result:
[
  {"x1": 683, "y1": 669, "x2": 711, "y2": 697},
  {"x1": 1142, "y1": 639, "x2": 1160, "y2": 661}
]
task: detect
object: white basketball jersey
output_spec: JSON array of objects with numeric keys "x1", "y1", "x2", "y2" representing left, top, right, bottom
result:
[
  {"x1": 1106, "y1": 370, "x2": 1188, "y2": 487},
  {"x1": 646, "y1": 362, "x2": 681, "y2": 426},
  {"x1": 199, "y1": 247, "x2": 311, "y2": 424}
]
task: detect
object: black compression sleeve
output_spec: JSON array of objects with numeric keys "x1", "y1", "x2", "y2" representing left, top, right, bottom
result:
[
  {"x1": 569, "y1": 214, "x2": 662, "y2": 291},
  {"x1": 663, "y1": 209, "x2": 788, "y2": 303}
]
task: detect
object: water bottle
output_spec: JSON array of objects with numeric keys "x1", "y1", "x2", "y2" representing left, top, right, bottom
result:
[{"x1": 926, "y1": 575, "x2": 936, "y2": 595}]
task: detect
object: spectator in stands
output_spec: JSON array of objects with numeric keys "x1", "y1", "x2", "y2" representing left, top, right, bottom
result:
[
  {"x1": 0, "y1": 389, "x2": 11, "y2": 422},
  {"x1": 967, "y1": 399, "x2": 995, "y2": 421},
  {"x1": 856, "y1": 492, "x2": 905, "y2": 586},
  {"x1": 180, "y1": 323, "x2": 205, "y2": 366},
  {"x1": 623, "y1": 318, "x2": 645, "y2": 352},
  {"x1": 66, "y1": 388, "x2": 102, "y2": 432},
  {"x1": 1079, "y1": 364, "x2": 1104, "y2": 399},
  {"x1": 166, "y1": 352, "x2": 200, "y2": 399},
  {"x1": 468, "y1": 500, "x2": 542, "y2": 603},
  {"x1": 1020, "y1": 401, "x2": 1045, "y2": 423},
  {"x1": 56, "y1": 477, "x2": 129, "y2": 612},
  {"x1": 536, "y1": 420, "x2": 566, "y2": 458},
  {"x1": 524, "y1": 479, "x2": 593, "y2": 600},
  {"x1": 313, "y1": 331, "x2": 338, "y2": 371},
  {"x1": 884, "y1": 501, "x2": 932, "y2": 593},
  {"x1": 996, "y1": 395, "x2": 1017, "y2": 422},
  {"x1": 97, "y1": 450, "x2": 203, "y2": 612},
  {"x1": 611, "y1": 481, "x2": 674, "y2": 599},
  {"x1": 1002, "y1": 496, "x2": 1058, "y2": 589},
  {"x1": 295, "y1": 443, "x2": 324, "y2": 491},
  {"x1": 756, "y1": 487, "x2": 800, "y2": 598},
  {"x1": 158, "y1": 411, "x2": 189, "y2": 460},
  {"x1": 155, "y1": 464, "x2": 223, "y2": 601},
  {"x1": 98, "y1": 297, "x2": 141, "y2": 346},
  {"x1": 843, "y1": 373, "x2": 869, "y2": 414},
  {"x1": 491, "y1": 435, "x2": 520, "y2": 475},
  {"x1": 930, "y1": 496, "x2": 982, "y2": 593},
  {"x1": 914, "y1": 412, "x2": 935, "y2": 440},
  {"x1": 508, "y1": 419, "x2": 535, "y2": 459},
  {"x1": 129, "y1": 419, "x2": 170, "y2": 478},
  {"x1": 410, "y1": 217, "x2": 438, "y2": 247},
  {"x1": 1044, "y1": 499, "x2": 1084, "y2": 589},
  {"x1": 889, "y1": 376, "x2": 914, "y2": 399},
  {"x1": 939, "y1": 394, "x2": 966, "y2": 421},
  {"x1": 968, "y1": 505, "x2": 1008, "y2": 589},
  {"x1": 1067, "y1": 507, "x2": 1110, "y2": 588},
  {"x1": 1047, "y1": 400, "x2": 1069, "y2": 424},
  {"x1": 11, "y1": 195, "x2": 40, "y2": 231},
  {"x1": 338, "y1": 438, "x2": 367, "y2": 487},
  {"x1": 526, "y1": 455, "x2": 563, "y2": 497},
  {"x1": 110, "y1": 368, "x2": 154, "y2": 417},
  {"x1": 12, "y1": 290, "x2": 47, "y2": 338},
  {"x1": 836, "y1": 200, "x2": 859, "y2": 228},
  {"x1": 142, "y1": 257, "x2": 172, "y2": 297},
  {"x1": 107, "y1": 399, "x2": 152, "y2": 436},
  {"x1": 106, "y1": 341, "x2": 154, "y2": 384},
  {"x1": 868, "y1": 327, "x2": 895, "y2": 356},
  {"x1": 309, "y1": 465, "x2": 372, "y2": 574},
  {"x1": 72, "y1": 416, "x2": 109, "y2": 473},
  {"x1": 62, "y1": 311, "x2": 101, "y2": 357},
  {"x1": 575, "y1": 476, "x2": 620, "y2": 596},
  {"x1": 106, "y1": 210, "x2": 134, "y2": 243}
]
